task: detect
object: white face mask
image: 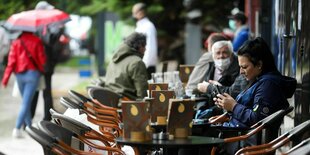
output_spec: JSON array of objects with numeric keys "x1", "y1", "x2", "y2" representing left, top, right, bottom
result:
[{"x1": 214, "y1": 57, "x2": 231, "y2": 71}]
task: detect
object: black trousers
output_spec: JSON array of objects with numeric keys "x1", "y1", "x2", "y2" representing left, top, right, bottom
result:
[{"x1": 30, "y1": 73, "x2": 53, "y2": 121}]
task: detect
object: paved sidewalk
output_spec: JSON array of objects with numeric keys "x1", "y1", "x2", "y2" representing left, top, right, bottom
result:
[{"x1": 0, "y1": 70, "x2": 91, "y2": 155}]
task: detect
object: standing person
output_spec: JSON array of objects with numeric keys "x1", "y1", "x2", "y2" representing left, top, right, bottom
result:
[
  {"x1": 30, "y1": 1, "x2": 68, "y2": 121},
  {"x1": 1, "y1": 32, "x2": 46, "y2": 138},
  {"x1": 104, "y1": 32, "x2": 148, "y2": 100},
  {"x1": 132, "y1": 2, "x2": 158, "y2": 79},
  {"x1": 0, "y1": 23, "x2": 10, "y2": 79},
  {"x1": 228, "y1": 11, "x2": 250, "y2": 52}
]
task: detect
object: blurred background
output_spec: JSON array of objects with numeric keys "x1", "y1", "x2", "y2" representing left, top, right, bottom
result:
[{"x1": 0, "y1": 0, "x2": 240, "y2": 77}]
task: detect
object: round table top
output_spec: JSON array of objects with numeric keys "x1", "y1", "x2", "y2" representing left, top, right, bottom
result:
[{"x1": 116, "y1": 136, "x2": 224, "y2": 148}]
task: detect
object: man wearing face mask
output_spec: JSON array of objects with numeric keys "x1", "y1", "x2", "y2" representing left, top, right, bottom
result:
[
  {"x1": 228, "y1": 11, "x2": 250, "y2": 52},
  {"x1": 195, "y1": 41, "x2": 244, "y2": 118},
  {"x1": 132, "y1": 2, "x2": 158, "y2": 79},
  {"x1": 199, "y1": 40, "x2": 240, "y2": 88}
]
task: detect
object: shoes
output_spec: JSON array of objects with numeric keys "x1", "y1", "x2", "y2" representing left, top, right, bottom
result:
[{"x1": 12, "y1": 128, "x2": 24, "y2": 139}]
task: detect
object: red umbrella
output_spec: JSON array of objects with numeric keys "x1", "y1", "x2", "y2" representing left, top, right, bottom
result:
[{"x1": 3, "y1": 9, "x2": 70, "y2": 33}]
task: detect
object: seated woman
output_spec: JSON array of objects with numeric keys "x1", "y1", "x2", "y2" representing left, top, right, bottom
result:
[
  {"x1": 187, "y1": 37, "x2": 297, "y2": 155},
  {"x1": 214, "y1": 37, "x2": 296, "y2": 128}
]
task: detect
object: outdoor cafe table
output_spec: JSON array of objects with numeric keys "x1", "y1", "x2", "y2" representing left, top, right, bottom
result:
[{"x1": 116, "y1": 136, "x2": 224, "y2": 155}]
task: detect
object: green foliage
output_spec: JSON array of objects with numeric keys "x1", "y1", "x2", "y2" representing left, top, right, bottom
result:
[{"x1": 0, "y1": 0, "x2": 24, "y2": 20}]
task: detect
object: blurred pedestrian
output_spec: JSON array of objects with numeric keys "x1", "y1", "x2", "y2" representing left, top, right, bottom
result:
[
  {"x1": 104, "y1": 32, "x2": 148, "y2": 100},
  {"x1": 0, "y1": 22, "x2": 10, "y2": 80},
  {"x1": 228, "y1": 11, "x2": 250, "y2": 52},
  {"x1": 132, "y1": 2, "x2": 158, "y2": 79},
  {"x1": 30, "y1": 1, "x2": 69, "y2": 121},
  {"x1": 1, "y1": 31, "x2": 46, "y2": 138}
]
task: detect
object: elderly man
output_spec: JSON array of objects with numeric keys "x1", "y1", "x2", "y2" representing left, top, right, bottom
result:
[
  {"x1": 195, "y1": 40, "x2": 247, "y2": 119},
  {"x1": 132, "y1": 2, "x2": 158, "y2": 79},
  {"x1": 197, "y1": 40, "x2": 240, "y2": 92},
  {"x1": 104, "y1": 32, "x2": 148, "y2": 100}
]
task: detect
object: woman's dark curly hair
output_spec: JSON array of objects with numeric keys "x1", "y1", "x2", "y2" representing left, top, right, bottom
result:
[
  {"x1": 124, "y1": 32, "x2": 146, "y2": 51},
  {"x1": 237, "y1": 37, "x2": 279, "y2": 74}
]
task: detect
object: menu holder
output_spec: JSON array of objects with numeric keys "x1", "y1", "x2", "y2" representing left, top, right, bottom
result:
[
  {"x1": 167, "y1": 99, "x2": 195, "y2": 138},
  {"x1": 150, "y1": 90, "x2": 175, "y2": 123},
  {"x1": 148, "y1": 83, "x2": 169, "y2": 98},
  {"x1": 121, "y1": 101, "x2": 151, "y2": 141},
  {"x1": 179, "y1": 65, "x2": 195, "y2": 83}
]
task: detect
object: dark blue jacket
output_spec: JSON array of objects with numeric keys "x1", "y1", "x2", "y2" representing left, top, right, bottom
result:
[
  {"x1": 223, "y1": 72, "x2": 297, "y2": 128},
  {"x1": 233, "y1": 27, "x2": 249, "y2": 52}
]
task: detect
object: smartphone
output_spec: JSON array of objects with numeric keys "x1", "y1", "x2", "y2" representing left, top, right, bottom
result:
[{"x1": 214, "y1": 85, "x2": 222, "y2": 95}]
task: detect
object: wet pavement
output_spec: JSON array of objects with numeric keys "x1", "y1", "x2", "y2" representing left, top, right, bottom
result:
[{"x1": 0, "y1": 69, "x2": 90, "y2": 155}]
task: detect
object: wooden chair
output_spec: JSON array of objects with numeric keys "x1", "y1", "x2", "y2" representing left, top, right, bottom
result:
[
  {"x1": 205, "y1": 106, "x2": 294, "y2": 155},
  {"x1": 235, "y1": 120, "x2": 310, "y2": 155},
  {"x1": 38, "y1": 121, "x2": 125, "y2": 155}
]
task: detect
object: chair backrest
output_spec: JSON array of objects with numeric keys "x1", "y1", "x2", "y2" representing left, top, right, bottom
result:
[
  {"x1": 251, "y1": 106, "x2": 294, "y2": 144},
  {"x1": 59, "y1": 96, "x2": 81, "y2": 109},
  {"x1": 38, "y1": 121, "x2": 75, "y2": 145},
  {"x1": 88, "y1": 86, "x2": 122, "y2": 108},
  {"x1": 25, "y1": 126, "x2": 67, "y2": 155},
  {"x1": 50, "y1": 109, "x2": 115, "y2": 148},
  {"x1": 37, "y1": 121, "x2": 103, "y2": 155},
  {"x1": 68, "y1": 89, "x2": 91, "y2": 104},
  {"x1": 253, "y1": 106, "x2": 294, "y2": 127},
  {"x1": 50, "y1": 109, "x2": 92, "y2": 135},
  {"x1": 235, "y1": 120, "x2": 310, "y2": 155},
  {"x1": 287, "y1": 119, "x2": 310, "y2": 141},
  {"x1": 287, "y1": 137, "x2": 310, "y2": 155}
]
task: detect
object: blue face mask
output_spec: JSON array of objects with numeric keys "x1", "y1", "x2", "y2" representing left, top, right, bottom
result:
[{"x1": 229, "y1": 19, "x2": 236, "y2": 31}]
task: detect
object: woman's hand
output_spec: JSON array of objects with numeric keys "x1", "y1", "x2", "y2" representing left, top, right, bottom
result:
[
  {"x1": 213, "y1": 93, "x2": 237, "y2": 112},
  {"x1": 197, "y1": 81, "x2": 209, "y2": 93}
]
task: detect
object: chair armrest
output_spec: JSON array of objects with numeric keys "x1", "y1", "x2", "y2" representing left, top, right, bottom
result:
[{"x1": 208, "y1": 112, "x2": 230, "y2": 124}]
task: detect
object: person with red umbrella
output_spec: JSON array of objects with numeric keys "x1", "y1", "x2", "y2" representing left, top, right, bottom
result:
[
  {"x1": 1, "y1": 31, "x2": 46, "y2": 138},
  {"x1": 29, "y1": 1, "x2": 71, "y2": 122}
]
